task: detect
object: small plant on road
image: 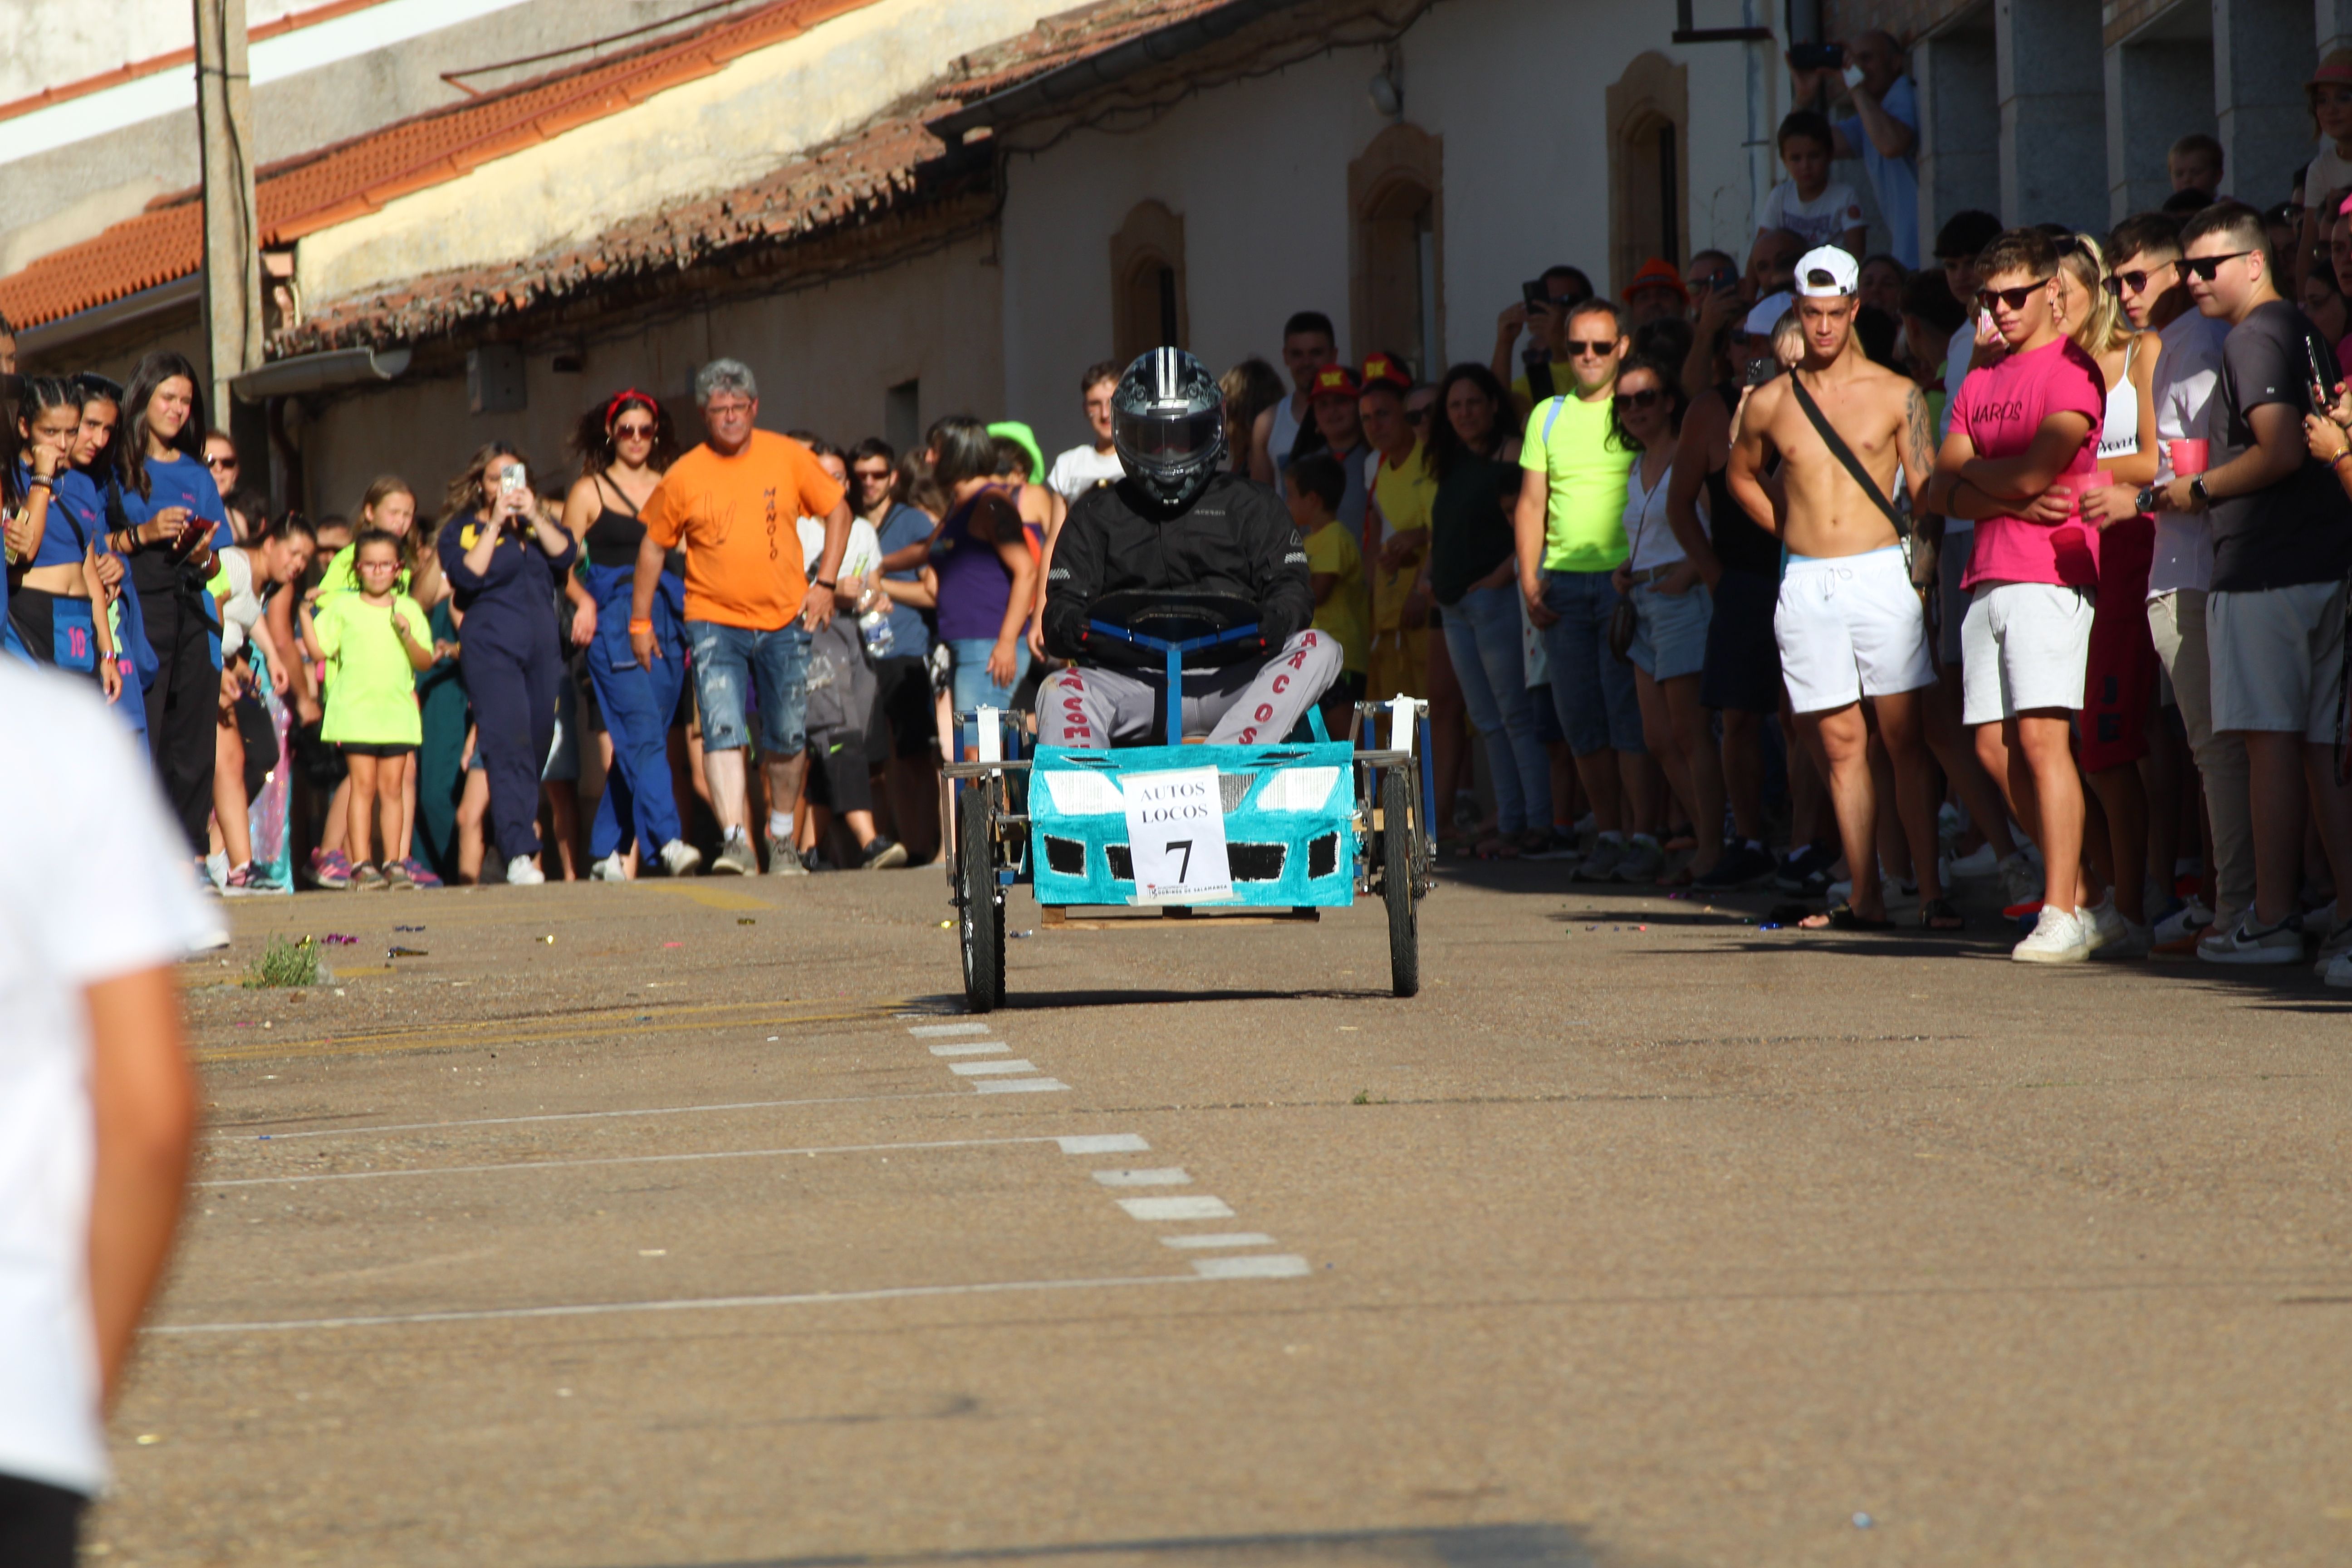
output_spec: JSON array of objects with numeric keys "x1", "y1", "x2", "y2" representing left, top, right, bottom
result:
[{"x1": 243, "y1": 935, "x2": 319, "y2": 989}]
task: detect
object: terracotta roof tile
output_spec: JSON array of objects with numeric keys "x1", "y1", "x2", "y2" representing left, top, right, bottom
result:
[{"x1": 0, "y1": 0, "x2": 878, "y2": 331}]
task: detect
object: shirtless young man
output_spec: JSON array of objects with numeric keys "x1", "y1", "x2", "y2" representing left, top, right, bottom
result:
[{"x1": 1726, "y1": 247, "x2": 1950, "y2": 930}]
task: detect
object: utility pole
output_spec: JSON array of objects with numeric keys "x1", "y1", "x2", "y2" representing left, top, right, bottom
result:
[{"x1": 194, "y1": 0, "x2": 262, "y2": 430}]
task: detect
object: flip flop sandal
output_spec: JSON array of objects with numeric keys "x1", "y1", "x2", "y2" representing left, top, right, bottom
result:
[
  {"x1": 1918, "y1": 897, "x2": 1965, "y2": 931},
  {"x1": 1801, "y1": 901, "x2": 1895, "y2": 932}
]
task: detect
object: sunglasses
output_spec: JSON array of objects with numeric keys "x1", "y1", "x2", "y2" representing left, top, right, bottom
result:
[
  {"x1": 2180, "y1": 250, "x2": 2259, "y2": 281},
  {"x1": 2103, "y1": 262, "x2": 2177, "y2": 296},
  {"x1": 612, "y1": 421, "x2": 655, "y2": 439},
  {"x1": 206, "y1": 454, "x2": 237, "y2": 469},
  {"x1": 1564, "y1": 339, "x2": 1618, "y2": 357},
  {"x1": 1612, "y1": 388, "x2": 1664, "y2": 411},
  {"x1": 1976, "y1": 278, "x2": 2053, "y2": 313}
]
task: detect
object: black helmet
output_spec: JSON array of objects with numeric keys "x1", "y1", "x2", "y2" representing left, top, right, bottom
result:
[{"x1": 1112, "y1": 347, "x2": 1225, "y2": 509}]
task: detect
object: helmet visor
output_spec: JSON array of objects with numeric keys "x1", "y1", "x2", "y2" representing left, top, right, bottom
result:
[{"x1": 1114, "y1": 406, "x2": 1225, "y2": 472}]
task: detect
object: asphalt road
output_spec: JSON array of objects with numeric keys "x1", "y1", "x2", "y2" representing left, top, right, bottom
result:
[{"x1": 94, "y1": 859, "x2": 2352, "y2": 1568}]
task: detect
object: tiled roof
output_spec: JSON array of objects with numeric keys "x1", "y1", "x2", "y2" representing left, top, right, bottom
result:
[
  {"x1": 275, "y1": 0, "x2": 1235, "y2": 352},
  {"x1": 0, "y1": 0, "x2": 879, "y2": 331}
]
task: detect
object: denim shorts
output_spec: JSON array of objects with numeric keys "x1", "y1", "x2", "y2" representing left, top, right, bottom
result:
[
  {"x1": 687, "y1": 619, "x2": 811, "y2": 755},
  {"x1": 1628, "y1": 577, "x2": 1713, "y2": 681}
]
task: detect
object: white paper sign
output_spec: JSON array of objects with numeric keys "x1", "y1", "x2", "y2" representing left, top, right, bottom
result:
[{"x1": 1122, "y1": 766, "x2": 1231, "y2": 903}]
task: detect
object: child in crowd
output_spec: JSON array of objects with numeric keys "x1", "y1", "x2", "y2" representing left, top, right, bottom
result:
[
  {"x1": 298, "y1": 529, "x2": 442, "y2": 890},
  {"x1": 2167, "y1": 132, "x2": 2221, "y2": 197},
  {"x1": 1285, "y1": 453, "x2": 1368, "y2": 735},
  {"x1": 1757, "y1": 110, "x2": 1867, "y2": 257}
]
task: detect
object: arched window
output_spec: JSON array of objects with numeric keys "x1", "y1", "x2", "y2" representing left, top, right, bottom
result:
[
  {"x1": 1109, "y1": 201, "x2": 1189, "y2": 363},
  {"x1": 1606, "y1": 52, "x2": 1690, "y2": 295},
  {"x1": 1349, "y1": 123, "x2": 1444, "y2": 378}
]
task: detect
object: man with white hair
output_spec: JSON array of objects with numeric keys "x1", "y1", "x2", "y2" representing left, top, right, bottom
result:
[
  {"x1": 1728, "y1": 246, "x2": 1948, "y2": 931},
  {"x1": 632, "y1": 358, "x2": 853, "y2": 876}
]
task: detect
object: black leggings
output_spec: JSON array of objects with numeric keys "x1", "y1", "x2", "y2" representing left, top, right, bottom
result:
[
  {"x1": 137, "y1": 583, "x2": 220, "y2": 853},
  {"x1": 0, "y1": 1473, "x2": 86, "y2": 1568}
]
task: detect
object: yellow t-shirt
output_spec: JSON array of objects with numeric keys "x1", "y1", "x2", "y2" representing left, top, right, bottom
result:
[
  {"x1": 312, "y1": 592, "x2": 425, "y2": 746},
  {"x1": 1369, "y1": 443, "x2": 1435, "y2": 634},
  {"x1": 1519, "y1": 394, "x2": 1633, "y2": 573},
  {"x1": 1303, "y1": 520, "x2": 1369, "y2": 675}
]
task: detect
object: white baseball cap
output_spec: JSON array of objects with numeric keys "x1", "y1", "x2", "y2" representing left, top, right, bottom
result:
[
  {"x1": 1793, "y1": 246, "x2": 1859, "y2": 298},
  {"x1": 1741, "y1": 291, "x2": 1793, "y2": 336}
]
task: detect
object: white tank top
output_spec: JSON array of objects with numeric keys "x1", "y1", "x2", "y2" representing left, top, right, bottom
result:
[
  {"x1": 1267, "y1": 394, "x2": 1304, "y2": 474},
  {"x1": 2097, "y1": 342, "x2": 2140, "y2": 465}
]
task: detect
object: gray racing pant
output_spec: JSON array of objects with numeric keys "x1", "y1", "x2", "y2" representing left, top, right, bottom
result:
[{"x1": 1039, "y1": 629, "x2": 1341, "y2": 748}]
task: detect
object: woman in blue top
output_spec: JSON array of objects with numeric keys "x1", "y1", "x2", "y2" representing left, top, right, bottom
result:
[
  {"x1": 437, "y1": 441, "x2": 578, "y2": 886},
  {"x1": 71, "y1": 375, "x2": 152, "y2": 741},
  {"x1": 99, "y1": 352, "x2": 231, "y2": 857},
  {"x1": 4, "y1": 377, "x2": 120, "y2": 698},
  {"x1": 558, "y1": 390, "x2": 700, "y2": 880}
]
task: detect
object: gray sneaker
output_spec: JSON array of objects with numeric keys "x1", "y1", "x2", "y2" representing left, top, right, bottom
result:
[
  {"x1": 712, "y1": 834, "x2": 759, "y2": 876},
  {"x1": 1613, "y1": 834, "x2": 1665, "y2": 883},
  {"x1": 765, "y1": 835, "x2": 808, "y2": 876},
  {"x1": 1578, "y1": 836, "x2": 1628, "y2": 882}
]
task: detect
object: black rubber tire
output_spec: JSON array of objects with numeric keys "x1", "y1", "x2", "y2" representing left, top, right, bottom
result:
[
  {"x1": 1381, "y1": 766, "x2": 1420, "y2": 998},
  {"x1": 958, "y1": 781, "x2": 1005, "y2": 1013}
]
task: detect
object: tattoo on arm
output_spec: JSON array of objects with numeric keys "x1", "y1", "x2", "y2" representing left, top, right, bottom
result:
[{"x1": 1903, "y1": 389, "x2": 1936, "y2": 504}]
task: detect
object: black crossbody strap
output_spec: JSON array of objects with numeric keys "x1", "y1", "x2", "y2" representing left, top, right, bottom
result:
[{"x1": 1790, "y1": 374, "x2": 1908, "y2": 539}]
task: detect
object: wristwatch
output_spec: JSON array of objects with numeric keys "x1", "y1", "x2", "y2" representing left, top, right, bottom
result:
[
  {"x1": 2190, "y1": 474, "x2": 2211, "y2": 509},
  {"x1": 2135, "y1": 485, "x2": 2161, "y2": 514}
]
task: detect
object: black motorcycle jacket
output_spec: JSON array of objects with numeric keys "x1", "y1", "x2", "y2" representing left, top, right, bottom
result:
[{"x1": 1040, "y1": 472, "x2": 1313, "y2": 661}]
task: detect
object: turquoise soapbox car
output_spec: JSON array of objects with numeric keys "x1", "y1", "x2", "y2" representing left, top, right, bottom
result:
[{"x1": 941, "y1": 592, "x2": 1434, "y2": 1011}]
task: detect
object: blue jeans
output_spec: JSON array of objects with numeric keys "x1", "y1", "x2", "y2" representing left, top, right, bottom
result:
[
  {"x1": 584, "y1": 564, "x2": 687, "y2": 858},
  {"x1": 1539, "y1": 569, "x2": 1643, "y2": 757},
  {"x1": 687, "y1": 620, "x2": 810, "y2": 755},
  {"x1": 1441, "y1": 584, "x2": 1551, "y2": 833},
  {"x1": 949, "y1": 637, "x2": 1030, "y2": 756}
]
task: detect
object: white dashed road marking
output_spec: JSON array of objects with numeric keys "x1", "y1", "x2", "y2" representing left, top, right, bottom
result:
[
  {"x1": 973, "y1": 1078, "x2": 1071, "y2": 1094},
  {"x1": 1116, "y1": 1196, "x2": 1236, "y2": 1221},
  {"x1": 929, "y1": 1042, "x2": 1010, "y2": 1056},
  {"x1": 1191, "y1": 1255, "x2": 1311, "y2": 1279},
  {"x1": 949, "y1": 1059, "x2": 1039, "y2": 1076},
  {"x1": 1159, "y1": 1232, "x2": 1273, "y2": 1249},
  {"x1": 1056, "y1": 1134, "x2": 1151, "y2": 1155},
  {"x1": 907, "y1": 1022, "x2": 991, "y2": 1036},
  {"x1": 1091, "y1": 1168, "x2": 1191, "y2": 1187}
]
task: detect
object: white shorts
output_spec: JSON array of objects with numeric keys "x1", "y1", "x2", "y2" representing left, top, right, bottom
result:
[
  {"x1": 1773, "y1": 546, "x2": 1935, "y2": 715},
  {"x1": 1960, "y1": 580, "x2": 2093, "y2": 725}
]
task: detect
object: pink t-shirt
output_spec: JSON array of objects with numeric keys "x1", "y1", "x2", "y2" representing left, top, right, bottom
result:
[{"x1": 1951, "y1": 337, "x2": 2105, "y2": 590}]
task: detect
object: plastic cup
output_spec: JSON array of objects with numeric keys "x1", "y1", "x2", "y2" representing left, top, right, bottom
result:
[{"x1": 2167, "y1": 438, "x2": 2209, "y2": 476}]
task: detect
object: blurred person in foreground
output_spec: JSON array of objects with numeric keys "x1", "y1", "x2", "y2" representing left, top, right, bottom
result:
[{"x1": 1, "y1": 662, "x2": 206, "y2": 1567}]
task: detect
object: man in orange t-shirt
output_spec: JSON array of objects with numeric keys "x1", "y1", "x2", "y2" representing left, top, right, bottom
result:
[{"x1": 631, "y1": 358, "x2": 850, "y2": 876}]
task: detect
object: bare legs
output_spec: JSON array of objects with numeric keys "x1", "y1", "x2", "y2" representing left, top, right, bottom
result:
[{"x1": 1976, "y1": 711, "x2": 2085, "y2": 915}]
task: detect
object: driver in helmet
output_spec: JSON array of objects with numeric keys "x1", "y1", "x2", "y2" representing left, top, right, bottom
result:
[{"x1": 1039, "y1": 348, "x2": 1340, "y2": 747}]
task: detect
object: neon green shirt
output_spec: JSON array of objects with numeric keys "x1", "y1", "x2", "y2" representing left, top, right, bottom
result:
[
  {"x1": 313, "y1": 592, "x2": 425, "y2": 745},
  {"x1": 1303, "y1": 519, "x2": 1369, "y2": 675},
  {"x1": 1519, "y1": 393, "x2": 1633, "y2": 573}
]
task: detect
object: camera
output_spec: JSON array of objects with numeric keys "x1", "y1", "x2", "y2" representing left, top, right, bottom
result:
[
  {"x1": 499, "y1": 466, "x2": 528, "y2": 497},
  {"x1": 1788, "y1": 42, "x2": 1844, "y2": 71}
]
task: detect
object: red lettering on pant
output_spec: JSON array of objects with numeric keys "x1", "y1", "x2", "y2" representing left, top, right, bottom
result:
[
  {"x1": 1300, "y1": 631, "x2": 1319, "y2": 648},
  {"x1": 1254, "y1": 702, "x2": 1274, "y2": 723},
  {"x1": 1271, "y1": 673, "x2": 1290, "y2": 695},
  {"x1": 1239, "y1": 726, "x2": 1259, "y2": 743}
]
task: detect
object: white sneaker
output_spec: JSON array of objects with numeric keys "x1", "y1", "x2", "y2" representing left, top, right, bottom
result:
[
  {"x1": 2324, "y1": 952, "x2": 2352, "y2": 988},
  {"x1": 2197, "y1": 913, "x2": 2302, "y2": 965},
  {"x1": 659, "y1": 838, "x2": 704, "y2": 877},
  {"x1": 2082, "y1": 894, "x2": 2127, "y2": 955},
  {"x1": 2103, "y1": 918, "x2": 2151, "y2": 960},
  {"x1": 2013, "y1": 906, "x2": 2090, "y2": 964},
  {"x1": 188, "y1": 921, "x2": 232, "y2": 955},
  {"x1": 1945, "y1": 843, "x2": 1999, "y2": 880},
  {"x1": 505, "y1": 855, "x2": 546, "y2": 886},
  {"x1": 589, "y1": 850, "x2": 628, "y2": 882},
  {"x1": 2153, "y1": 897, "x2": 2215, "y2": 956},
  {"x1": 1998, "y1": 852, "x2": 2041, "y2": 909}
]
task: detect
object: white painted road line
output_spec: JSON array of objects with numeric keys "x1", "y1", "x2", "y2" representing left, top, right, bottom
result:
[
  {"x1": 907, "y1": 1022, "x2": 990, "y2": 1037},
  {"x1": 151, "y1": 1271, "x2": 1221, "y2": 1335},
  {"x1": 948, "y1": 1059, "x2": 1038, "y2": 1076},
  {"x1": 1191, "y1": 1255, "x2": 1311, "y2": 1279},
  {"x1": 1091, "y1": 1168, "x2": 1191, "y2": 1187},
  {"x1": 198, "y1": 1133, "x2": 1093, "y2": 1188},
  {"x1": 1159, "y1": 1232, "x2": 1274, "y2": 1249},
  {"x1": 974, "y1": 1078, "x2": 1070, "y2": 1094},
  {"x1": 928, "y1": 1042, "x2": 1009, "y2": 1057},
  {"x1": 1116, "y1": 1196, "x2": 1235, "y2": 1221},
  {"x1": 204, "y1": 1090, "x2": 970, "y2": 1145},
  {"x1": 1056, "y1": 1134, "x2": 1150, "y2": 1155}
]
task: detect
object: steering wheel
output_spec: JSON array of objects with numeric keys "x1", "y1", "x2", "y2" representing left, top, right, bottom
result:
[{"x1": 1086, "y1": 590, "x2": 1262, "y2": 669}]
